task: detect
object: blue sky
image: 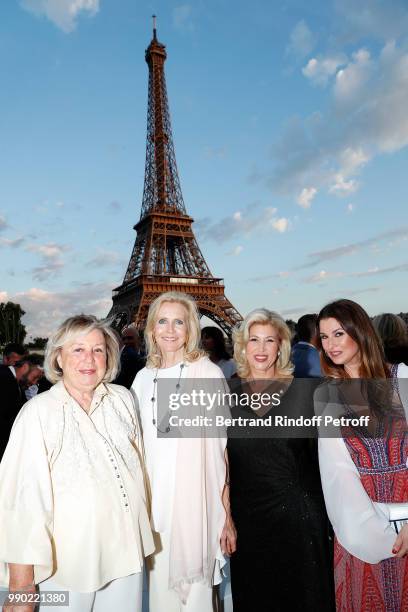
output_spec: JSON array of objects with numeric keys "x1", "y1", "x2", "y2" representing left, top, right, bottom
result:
[{"x1": 1, "y1": 0, "x2": 408, "y2": 338}]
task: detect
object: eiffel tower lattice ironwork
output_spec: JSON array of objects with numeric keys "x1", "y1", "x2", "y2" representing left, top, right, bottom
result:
[{"x1": 108, "y1": 20, "x2": 242, "y2": 334}]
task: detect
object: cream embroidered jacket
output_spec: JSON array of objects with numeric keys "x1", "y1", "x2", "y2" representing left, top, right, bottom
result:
[{"x1": 0, "y1": 381, "x2": 154, "y2": 592}]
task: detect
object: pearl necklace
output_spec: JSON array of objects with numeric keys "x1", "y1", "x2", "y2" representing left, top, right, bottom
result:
[{"x1": 151, "y1": 362, "x2": 185, "y2": 434}]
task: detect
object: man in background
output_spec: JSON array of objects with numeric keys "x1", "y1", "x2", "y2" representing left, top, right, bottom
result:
[
  {"x1": 114, "y1": 326, "x2": 145, "y2": 389},
  {"x1": 1, "y1": 343, "x2": 27, "y2": 366},
  {"x1": 0, "y1": 353, "x2": 44, "y2": 458},
  {"x1": 291, "y1": 314, "x2": 322, "y2": 378}
]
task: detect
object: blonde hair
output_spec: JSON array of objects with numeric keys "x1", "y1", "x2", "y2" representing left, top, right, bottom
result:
[
  {"x1": 44, "y1": 314, "x2": 120, "y2": 384},
  {"x1": 233, "y1": 308, "x2": 293, "y2": 378},
  {"x1": 145, "y1": 291, "x2": 206, "y2": 368}
]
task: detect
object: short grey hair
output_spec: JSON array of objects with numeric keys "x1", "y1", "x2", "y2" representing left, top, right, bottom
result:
[{"x1": 44, "y1": 314, "x2": 120, "y2": 384}]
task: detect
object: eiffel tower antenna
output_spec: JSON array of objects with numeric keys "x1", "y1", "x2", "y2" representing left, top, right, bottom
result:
[
  {"x1": 108, "y1": 23, "x2": 242, "y2": 334},
  {"x1": 152, "y1": 14, "x2": 157, "y2": 40}
]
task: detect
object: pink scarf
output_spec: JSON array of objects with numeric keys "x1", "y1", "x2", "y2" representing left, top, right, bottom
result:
[{"x1": 168, "y1": 357, "x2": 227, "y2": 603}]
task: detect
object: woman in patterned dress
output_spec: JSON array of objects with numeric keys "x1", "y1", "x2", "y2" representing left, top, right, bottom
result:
[{"x1": 316, "y1": 299, "x2": 408, "y2": 611}]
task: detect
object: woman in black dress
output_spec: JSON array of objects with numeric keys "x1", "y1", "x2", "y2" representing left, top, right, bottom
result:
[{"x1": 224, "y1": 308, "x2": 334, "y2": 611}]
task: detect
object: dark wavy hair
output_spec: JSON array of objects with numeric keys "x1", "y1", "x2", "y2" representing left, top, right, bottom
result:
[
  {"x1": 201, "y1": 326, "x2": 231, "y2": 361},
  {"x1": 316, "y1": 299, "x2": 389, "y2": 379}
]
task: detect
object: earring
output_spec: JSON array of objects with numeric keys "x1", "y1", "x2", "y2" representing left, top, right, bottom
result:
[{"x1": 277, "y1": 350, "x2": 281, "y2": 357}]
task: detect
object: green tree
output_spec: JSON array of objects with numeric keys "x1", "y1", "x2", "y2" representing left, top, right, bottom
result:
[
  {"x1": 26, "y1": 337, "x2": 48, "y2": 349},
  {"x1": 0, "y1": 302, "x2": 27, "y2": 345}
]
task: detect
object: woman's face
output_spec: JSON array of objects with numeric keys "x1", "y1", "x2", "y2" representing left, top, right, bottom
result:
[
  {"x1": 245, "y1": 323, "x2": 280, "y2": 378},
  {"x1": 58, "y1": 328, "x2": 107, "y2": 394},
  {"x1": 154, "y1": 301, "x2": 188, "y2": 362},
  {"x1": 201, "y1": 334, "x2": 215, "y2": 352},
  {"x1": 319, "y1": 317, "x2": 360, "y2": 370}
]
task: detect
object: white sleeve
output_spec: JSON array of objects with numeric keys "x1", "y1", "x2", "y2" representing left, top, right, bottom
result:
[
  {"x1": 397, "y1": 363, "x2": 408, "y2": 378},
  {"x1": 130, "y1": 370, "x2": 143, "y2": 421},
  {"x1": 0, "y1": 401, "x2": 54, "y2": 586},
  {"x1": 318, "y1": 435, "x2": 399, "y2": 564},
  {"x1": 395, "y1": 364, "x2": 408, "y2": 452}
]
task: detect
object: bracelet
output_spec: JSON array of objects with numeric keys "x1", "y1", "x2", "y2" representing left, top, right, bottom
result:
[{"x1": 9, "y1": 583, "x2": 36, "y2": 592}]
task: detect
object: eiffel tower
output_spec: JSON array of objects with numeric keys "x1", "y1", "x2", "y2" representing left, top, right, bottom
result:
[{"x1": 109, "y1": 19, "x2": 242, "y2": 335}]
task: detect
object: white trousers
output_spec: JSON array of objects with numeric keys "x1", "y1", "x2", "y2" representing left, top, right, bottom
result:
[
  {"x1": 39, "y1": 572, "x2": 143, "y2": 612},
  {"x1": 148, "y1": 531, "x2": 217, "y2": 612}
]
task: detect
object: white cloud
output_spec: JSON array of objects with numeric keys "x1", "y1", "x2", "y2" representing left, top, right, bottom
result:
[
  {"x1": 22, "y1": 287, "x2": 54, "y2": 302},
  {"x1": 196, "y1": 203, "x2": 283, "y2": 243},
  {"x1": 346, "y1": 287, "x2": 381, "y2": 297},
  {"x1": 334, "y1": 49, "x2": 372, "y2": 102},
  {"x1": 271, "y1": 218, "x2": 289, "y2": 233},
  {"x1": 302, "y1": 55, "x2": 346, "y2": 86},
  {"x1": 27, "y1": 242, "x2": 68, "y2": 259},
  {"x1": 339, "y1": 147, "x2": 370, "y2": 175},
  {"x1": 351, "y1": 263, "x2": 408, "y2": 277},
  {"x1": 13, "y1": 282, "x2": 113, "y2": 337},
  {"x1": 335, "y1": 0, "x2": 408, "y2": 43},
  {"x1": 302, "y1": 261, "x2": 408, "y2": 285},
  {"x1": 0, "y1": 216, "x2": 8, "y2": 232},
  {"x1": 25, "y1": 242, "x2": 69, "y2": 281},
  {"x1": 32, "y1": 261, "x2": 65, "y2": 282},
  {"x1": 173, "y1": 5, "x2": 193, "y2": 31},
  {"x1": 107, "y1": 201, "x2": 122, "y2": 213},
  {"x1": 297, "y1": 187, "x2": 317, "y2": 208},
  {"x1": 281, "y1": 306, "x2": 310, "y2": 317},
  {"x1": 347, "y1": 203, "x2": 354, "y2": 213},
  {"x1": 270, "y1": 41, "x2": 408, "y2": 201},
  {"x1": 20, "y1": 0, "x2": 99, "y2": 33},
  {"x1": 87, "y1": 250, "x2": 124, "y2": 268},
  {"x1": 287, "y1": 20, "x2": 315, "y2": 58},
  {"x1": 248, "y1": 270, "x2": 292, "y2": 283},
  {"x1": 227, "y1": 246, "x2": 243, "y2": 256},
  {"x1": 299, "y1": 226, "x2": 408, "y2": 268},
  {"x1": 328, "y1": 147, "x2": 369, "y2": 196},
  {"x1": 328, "y1": 174, "x2": 357, "y2": 196},
  {"x1": 0, "y1": 237, "x2": 25, "y2": 248},
  {"x1": 0, "y1": 291, "x2": 8, "y2": 302},
  {"x1": 304, "y1": 270, "x2": 345, "y2": 283},
  {"x1": 203, "y1": 147, "x2": 227, "y2": 159}
]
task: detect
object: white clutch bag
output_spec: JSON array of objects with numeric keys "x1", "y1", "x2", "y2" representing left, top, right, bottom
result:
[{"x1": 389, "y1": 503, "x2": 408, "y2": 534}]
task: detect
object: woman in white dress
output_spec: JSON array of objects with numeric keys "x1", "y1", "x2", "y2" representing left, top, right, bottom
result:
[
  {"x1": 132, "y1": 291, "x2": 229, "y2": 612},
  {"x1": 0, "y1": 315, "x2": 154, "y2": 612}
]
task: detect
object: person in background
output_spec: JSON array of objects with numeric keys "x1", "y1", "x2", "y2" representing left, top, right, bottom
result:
[
  {"x1": 1, "y1": 343, "x2": 26, "y2": 366},
  {"x1": 201, "y1": 326, "x2": 237, "y2": 379},
  {"x1": 114, "y1": 326, "x2": 146, "y2": 389},
  {"x1": 316, "y1": 299, "x2": 408, "y2": 611},
  {"x1": 0, "y1": 314, "x2": 154, "y2": 612},
  {"x1": 291, "y1": 314, "x2": 322, "y2": 378},
  {"x1": 285, "y1": 319, "x2": 297, "y2": 345},
  {"x1": 0, "y1": 353, "x2": 44, "y2": 459},
  {"x1": 25, "y1": 355, "x2": 46, "y2": 401},
  {"x1": 373, "y1": 312, "x2": 408, "y2": 366}
]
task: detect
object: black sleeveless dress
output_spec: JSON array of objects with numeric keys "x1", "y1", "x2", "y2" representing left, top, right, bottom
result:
[{"x1": 227, "y1": 378, "x2": 335, "y2": 612}]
